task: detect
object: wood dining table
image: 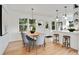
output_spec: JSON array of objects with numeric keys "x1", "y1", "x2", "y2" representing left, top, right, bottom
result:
[
  {"x1": 26, "y1": 32, "x2": 42, "y2": 40},
  {"x1": 26, "y1": 32, "x2": 42, "y2": 48}
]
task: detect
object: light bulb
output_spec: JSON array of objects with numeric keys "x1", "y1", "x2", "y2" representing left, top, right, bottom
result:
[
  {"x1": 65, "y1": 17, "x2": 67, "y2": 19},
  {"x1": 56, "y1": 18, "x2": 59, "y2": 21}
]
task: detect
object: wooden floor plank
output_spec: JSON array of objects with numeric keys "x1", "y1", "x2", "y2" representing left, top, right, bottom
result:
[{"x1": 4, "y1": 40, "x2": 78, "y2": 55}]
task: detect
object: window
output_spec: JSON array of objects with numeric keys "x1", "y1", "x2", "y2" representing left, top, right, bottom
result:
[
  {"x1": 19, "y1": 18, "x2": 36, "y2": 32},
  {"x1": 52, "y1": 21, "x2": 55, "y2": 30},
  {"x1": 29, "y1": 19, "x2": 36, "y2": 32},
  {"x1": 29, "y1": 19, "x2": 36, "y2": 24},
  {"x1": 19, "y1": 18, "x2": 27, "y2": 32}
]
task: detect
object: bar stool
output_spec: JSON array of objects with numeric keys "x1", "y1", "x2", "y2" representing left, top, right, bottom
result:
[
  {"x1": 53, "y1": 34, "x2": 59, "y2": 43},
  {"x1": 63, "y1": 35, "x2": 70, "y2": 48}
]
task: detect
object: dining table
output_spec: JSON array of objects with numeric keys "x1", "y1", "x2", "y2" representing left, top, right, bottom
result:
[
  {"x1": 26, "y1": 32, "x2": 42, "y2": 39},
  {"x1": 26, "y1": 31, "x2": 42, "y2": 48}
]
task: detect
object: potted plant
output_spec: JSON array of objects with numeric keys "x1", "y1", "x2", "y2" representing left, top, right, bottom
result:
[{"x1": 30, "y1": 25, "x2": 36, "y2": 33}]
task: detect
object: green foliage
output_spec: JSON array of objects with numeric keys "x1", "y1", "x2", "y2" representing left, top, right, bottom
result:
[
  {"x1": 31, "y1": 25, "x2": 36, "y2": 32},
  {"x1": 19, "y1": 18, "x2": 27, "y2": 24},
  {"x1": 29, "y1": 19, "x2": 36, "y2": 24},
  {"x1": 19, "y1": 18, "x2": 27, "y2": 31}
]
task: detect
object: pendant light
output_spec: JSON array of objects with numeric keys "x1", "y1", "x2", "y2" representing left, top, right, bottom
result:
[
  {"x1": 31, "y1": 8, "x2": 34, "y2": 20},
  {"x1": 56, "y1": 10, "x2": 59, "y2": 21},
  {"x1": 30, "y1": 8, "x2": 34, "y2": 31},
  {"x1": 63, "y1": 6, "x2": 67, "y2": 19}
]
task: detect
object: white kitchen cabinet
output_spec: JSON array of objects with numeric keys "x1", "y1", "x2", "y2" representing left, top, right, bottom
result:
[
  {"x1": 70, "y1": 34, "x2": 78, "y2": 50},
  {"x1": 52, "y1": 31, "x2": 79, "y2": 51}
]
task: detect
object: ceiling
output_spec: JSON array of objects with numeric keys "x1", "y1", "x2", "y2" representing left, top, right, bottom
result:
[{"x1": 3, "y1": 4, "x2": 76, "y2": 18}]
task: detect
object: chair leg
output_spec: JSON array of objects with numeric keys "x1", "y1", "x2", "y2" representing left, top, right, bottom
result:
[
  {"x1": 28, "y1": 46, "x2": 30, "y2": 52},
  {"x1": 36, "y1": 45, "x2": 37, "y2": 55},
  {"x1": 44, "y1": 39, "x2": 46, "y2": 47}
]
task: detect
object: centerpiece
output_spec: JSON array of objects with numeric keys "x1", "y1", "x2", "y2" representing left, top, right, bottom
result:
[{"x1": 30, "y1": 25, "x2": 36, "y2": 33}]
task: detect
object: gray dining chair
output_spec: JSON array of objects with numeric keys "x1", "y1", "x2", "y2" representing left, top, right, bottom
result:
[
  {"x1": 21, "y1": 32, "x2": 34, "y2": 52},
  {"x1": 21, "y1": 32, "x2": 29, "y2": 47},
  {"x1": 36, "y1": 34, "x2": 45, "y2": 47}
]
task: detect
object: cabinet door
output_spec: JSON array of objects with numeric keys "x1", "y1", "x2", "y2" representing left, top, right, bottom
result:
[{"x1": 70, "y1": 35, "x2": 78, "y2": 50}]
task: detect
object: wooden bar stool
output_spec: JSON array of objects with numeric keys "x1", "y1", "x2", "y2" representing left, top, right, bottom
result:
[
  {"x1": 63, "y1": 35, "x2": 70, "y2": 48},
  {"x1": 53, "y1": 34, "x2": 59, "y2": 43}
]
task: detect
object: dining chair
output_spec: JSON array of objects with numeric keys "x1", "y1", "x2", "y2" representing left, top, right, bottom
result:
[
  {"x1": 21, "y1": 32, "x2": 28, "y2": 47},
  {"x1": 35, "y1": 34, "x2": 45, "y2": 54},
  {"x1": 36, "y1": 34, "x2": 45, "y2": 48},
  {"x1": 21, "y1": 32, "x2": 34, "y2": 52}
]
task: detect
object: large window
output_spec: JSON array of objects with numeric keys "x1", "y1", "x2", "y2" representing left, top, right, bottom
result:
[
  {"x1": 19, "y1": 18, "x2": 27, "y2": 31},
  {"x1": 19, "y1": 18, "x2": 36, "y2": 32}
]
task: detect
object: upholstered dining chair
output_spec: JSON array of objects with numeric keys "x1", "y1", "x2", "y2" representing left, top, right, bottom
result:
[
  {"x1": 21, "y1": 32, "x2": 35, "y2": 52},
  {"x1": 35, "y1": 34, "x2": 45, "y2": 54},
  {"x1": 36, "y1": 34, "x2": 45, "y2": 48},
  {"x1": 21, "y1": 32, "x2": 29, "y2": 47}
]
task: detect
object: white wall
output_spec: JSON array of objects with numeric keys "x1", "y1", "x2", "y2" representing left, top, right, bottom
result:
[
  {"x1": 0, "y1": 4, "x2": 74, "y2": 55},
  {"x1": 0, "y1": 5, "x2": 22, "y2": 55}
]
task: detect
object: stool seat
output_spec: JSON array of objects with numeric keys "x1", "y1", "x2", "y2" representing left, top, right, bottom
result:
[{"x1": 63, "y1": 36, "x2": 70, "y2": 39}]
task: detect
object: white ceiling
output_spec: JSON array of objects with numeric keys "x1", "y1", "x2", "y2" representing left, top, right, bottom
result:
[{"x1": 3, "y1": 4, "x2": 74, "y2": 18}]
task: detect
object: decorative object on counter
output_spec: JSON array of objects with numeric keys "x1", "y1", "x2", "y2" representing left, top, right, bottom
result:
[
  {"x1": 68, "y1": 28, "x2": 75, "y2": 32},
  {"x1": 68, "y1": 21, "x2": 75, "y2": 32},
  {"x1": 30, "y1": 25, "x2": 36, "y2": 34},
  {"x1": 69, "y1": 21, "x2": 74, "y2": 27}
]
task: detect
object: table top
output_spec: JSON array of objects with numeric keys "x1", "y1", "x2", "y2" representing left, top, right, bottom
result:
[{"x1": 26, "y1": 32, "x2": 42, "y2": 38}]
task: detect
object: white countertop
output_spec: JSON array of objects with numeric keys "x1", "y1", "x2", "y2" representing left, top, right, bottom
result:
[{"x1": 52, "y1": 30, "x2": 79, "y2": 34}]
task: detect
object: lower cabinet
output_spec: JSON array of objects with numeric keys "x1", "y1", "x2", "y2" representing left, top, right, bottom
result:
[{"x1": 70, "y1": 35, "x2": 78, "y2": 50}]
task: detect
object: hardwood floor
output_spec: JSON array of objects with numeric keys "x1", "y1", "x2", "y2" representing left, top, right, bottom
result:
[{"x1": 4, "y1": 40, "x2": 78, "y2": 55}]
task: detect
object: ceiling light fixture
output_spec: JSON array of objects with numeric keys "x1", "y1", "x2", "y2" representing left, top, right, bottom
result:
[
  {"x1": 56, "y1": 10, "x2": 59, "y2": 21},
  {"x1": 31, "y1": 8, "x2": 34, "y2": 19},
  {"x1": 63, "y1": 6, "x2": 67, "y2": 20}
]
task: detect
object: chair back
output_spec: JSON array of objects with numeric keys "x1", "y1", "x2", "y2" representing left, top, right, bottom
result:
[
  {"x1": 21, "y1": 32, "x2": 29, "y2": 44},
  {"x1": 36, "y1": 34, "x2": 45, "y2": 45}
]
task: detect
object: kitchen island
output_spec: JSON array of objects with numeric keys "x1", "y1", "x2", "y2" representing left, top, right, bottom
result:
[{"x1": 52, "y1": 30, "x2": 79, "y2": 54}]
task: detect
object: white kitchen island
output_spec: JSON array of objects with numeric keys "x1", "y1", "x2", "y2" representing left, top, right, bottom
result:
[{"x1": 52, "y1": 30, "x2": 79, "y2": 54}]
